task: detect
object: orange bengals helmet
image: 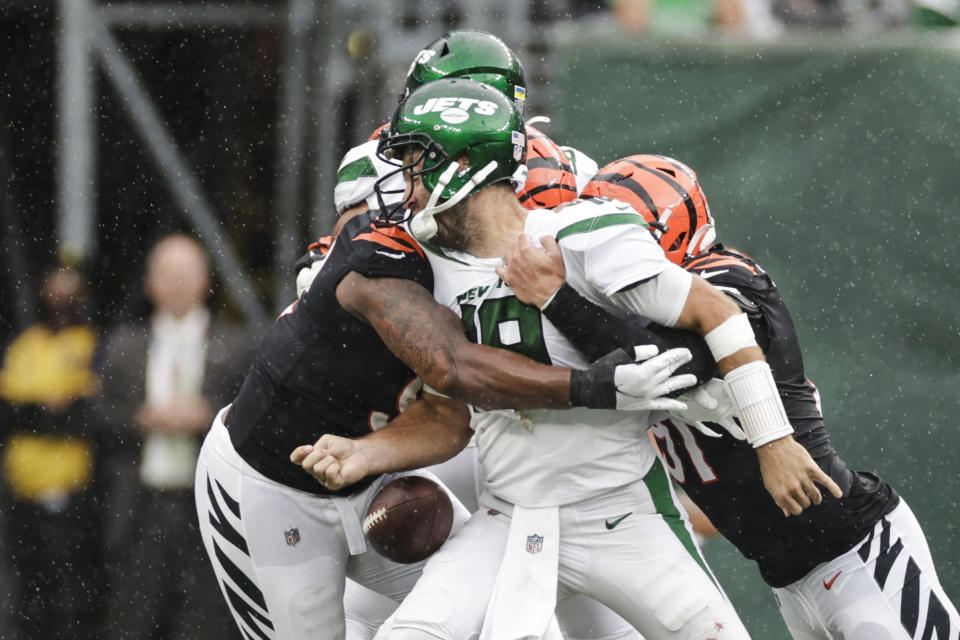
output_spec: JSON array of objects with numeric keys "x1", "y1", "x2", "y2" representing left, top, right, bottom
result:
[
  {"x1": 581, "y1": 154, "x2": 716, "y2": 265},
  {"x1": 515, "y1": 126, "x2": 579, "y2": 210}
]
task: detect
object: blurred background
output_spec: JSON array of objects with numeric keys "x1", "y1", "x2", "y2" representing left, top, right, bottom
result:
[{"x1": 1, "y1": 0, "x2": 958, "y2": 638}]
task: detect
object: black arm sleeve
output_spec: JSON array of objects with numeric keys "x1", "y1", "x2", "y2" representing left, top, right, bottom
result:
[{"x1": 543, "y1": 283, "x2": 718, "y2": 384}]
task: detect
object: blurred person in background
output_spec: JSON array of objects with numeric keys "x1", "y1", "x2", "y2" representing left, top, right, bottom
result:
[
  {"x1": 92, "y1": 233, "x2": 253, "y2": 640},
  {"x1": 0, "y1": 266, "x2": 104, "y2": 640},
  {"x1": 567, "y1": 0, "x2": 943, "y2": 38},
  {"x1": 568, "y1": 0, "x2": 785, "y2": 38}
]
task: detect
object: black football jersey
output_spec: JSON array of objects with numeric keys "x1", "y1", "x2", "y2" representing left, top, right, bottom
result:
[
  {"x1": 226, "y1": 213, "x2": 431, "y2": 495},
  {"x1": 650, "y1": 245, "x2": 899, "y2": 587}
]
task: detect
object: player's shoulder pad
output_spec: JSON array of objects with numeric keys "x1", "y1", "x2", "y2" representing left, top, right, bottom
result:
[
  {"x1": 368, "y1": 122, "x2": 390, "y2": 141},
  {"x1": 551, "y1": 196, "x2": 649, "y2": 240},
  {"x1": 293, "y1": 234, "x2": 334, "y2": 272},
  {"x1": 683, "y1": 246, "x2": 773, "y2": 310},
  {"x1": 339, "y1": 213, "x2": 430, "y2": 282}
]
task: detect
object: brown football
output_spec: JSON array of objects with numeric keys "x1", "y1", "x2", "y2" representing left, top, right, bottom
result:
[{"x1": 362, "y1": 475, "x2": 454, "y2": 564}]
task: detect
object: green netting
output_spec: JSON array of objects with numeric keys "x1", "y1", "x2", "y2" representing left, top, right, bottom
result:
[{"x1": 556, "y1": 32, "x2": 960, "y2": 637}]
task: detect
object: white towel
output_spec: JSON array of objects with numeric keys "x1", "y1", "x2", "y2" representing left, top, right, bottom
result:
[{"x1": 480, "y1": 504, "x2": 560, "y2": 640}]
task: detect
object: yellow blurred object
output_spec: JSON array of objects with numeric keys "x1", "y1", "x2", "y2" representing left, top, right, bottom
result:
[
  {"x1": 347, "y1": 29, "x2": 375, "y2": 59},
  {"x1": 0, "y1": 324, "x2": 99, "y2": 405},
  {"x1": 3, "y1": 434, "x2": 94, "y2": 500}
]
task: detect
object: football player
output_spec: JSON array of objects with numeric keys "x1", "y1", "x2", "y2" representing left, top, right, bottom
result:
[
  {"x1": 303, "y1": 77, "x2": 843, "y2": 639},
  {"x1": 313, "y1": 28, "x2": 741, "y2": 640},
  {"x1": 329, "y1": 29, "x2": 596, "y2": 226},
  {"x1": 300, "y1": 30, "x2": 642, "y2": 640},
  {"x1": 502, "y1": 153, "x2": 960, "y2": 639},
  {"x1": 192, "y1": 122, "x2": 697, "y2": 640}
]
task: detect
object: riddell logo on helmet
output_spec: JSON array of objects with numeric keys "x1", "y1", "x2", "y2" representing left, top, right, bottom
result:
[{"x1": 413, "y1": 97, "x2": 500, "y2": 124}]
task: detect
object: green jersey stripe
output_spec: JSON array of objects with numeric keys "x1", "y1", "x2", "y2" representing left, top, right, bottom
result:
[
  {"x1": 418, "y1": 239, "x2": 471, "y2": 265},
  {"x1": 337, "y1": 156, "x2": 378, "y2": 184},
  {"x1": 643, "y1": 457, "x2": 717, "y2": 587},
  {"x1": 555, "y1": 213, "x2": 647, "y2": 242}
]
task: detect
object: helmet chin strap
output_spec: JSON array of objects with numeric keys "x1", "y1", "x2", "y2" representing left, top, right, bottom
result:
[{"x1": 409, "y1": 160, "x2": 499, "y2": 241}]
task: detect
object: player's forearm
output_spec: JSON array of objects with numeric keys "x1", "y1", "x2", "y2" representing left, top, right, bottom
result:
[
  {"x1": 444, "y1": 341, "x2": 573, "y2": 410},
  {"x1": 543, "y1": 283, "x2": 717, "y2": 383},
  {"x1": 673, "y1": 276, "x2": 758, "y2": 371},
  {"x1": 542, "y1": 283, "x2": 658, "y2": 361},
  {"x1": 338, "y1": 272, "x2": 574, "y2": 410},
  {"x1": 359, "y1": 395, "x2": 472, "y2": 474},
  {"x1": 676, "y1": 275, "x2": 794, "y2": 446}
]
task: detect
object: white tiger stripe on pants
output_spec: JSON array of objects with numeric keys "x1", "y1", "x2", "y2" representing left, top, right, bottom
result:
[
  {"x1": 773, "y1": 500, "x2": 960, "y2": 640},
  {"x1": 194, "y1": 407, "x2": 470, "y2": 640}
]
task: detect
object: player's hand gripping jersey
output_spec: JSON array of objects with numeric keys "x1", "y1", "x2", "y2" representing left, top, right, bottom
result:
[
  {"x1": 424, "y1": 197, "x2": 692, "y2": 507},
  {"x1": 227, "y1": 212, "x2": 431, "y2": 495},
  {"x1": 650, "y1": 246, "x2": 899, "y2": 587}
]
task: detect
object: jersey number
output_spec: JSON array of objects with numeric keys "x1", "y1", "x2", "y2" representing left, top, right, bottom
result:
[
  {"x1": 460, "y1": 296, "x2": 551, "y2": 365},
  {"x1": 650, "y1": 419, "x2": 718, "y2": 485}
]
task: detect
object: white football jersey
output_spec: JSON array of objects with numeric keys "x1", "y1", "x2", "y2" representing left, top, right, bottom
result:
[
  {"x1": 559, "y1": 145, "x2": 599, "y2": 194},
  {"x1": 424, "y1": 197, "x2": 691, "y2": 508}
]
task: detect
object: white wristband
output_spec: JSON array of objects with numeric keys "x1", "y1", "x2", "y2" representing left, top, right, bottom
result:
[
  {"x1": 704, "y1": 313, "x2": 757, "y2": 361},
  {"x1": 724, "y1": 360, "x2": 794, "y2": 448}
]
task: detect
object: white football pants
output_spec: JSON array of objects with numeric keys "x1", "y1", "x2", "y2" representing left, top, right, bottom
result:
[
  {"x1": 774, "y1": 499, "x2": 959, "y2": 640},
  {"x1": 377, "y1": 459, "x2": 748, "y2": 640},
  {"x1": 194, "y1": 408, "x2": 469, "y2": 640}
]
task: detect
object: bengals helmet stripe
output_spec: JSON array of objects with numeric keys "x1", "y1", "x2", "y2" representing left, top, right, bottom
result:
[
  {"x1": 582, "y1": 154, "x2": 715, "y2": 265},
  {"x1": 516, "y1": 125, "x2": 579, "y2": 210},
  {"x1": 621, "y1": 156, "x2": 699, "y2": 242},
  {"x1": 518, "y1": 182, "x2": 578, "y2": 205},
  {"x1": 525, "y1": 155, "x2": 570, "y2": 172},
  {"x1": 585, "y1": 171, "x2": 660, "y2": 217}
]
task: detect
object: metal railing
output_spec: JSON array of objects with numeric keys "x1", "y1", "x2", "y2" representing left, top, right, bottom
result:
[{"x1": 54, "y1": 0, "x2": 566, "y2": 325}]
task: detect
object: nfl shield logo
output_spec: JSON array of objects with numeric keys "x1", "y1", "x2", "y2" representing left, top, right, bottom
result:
[
  {"x1": 526, "y1": 533, "x2": 543, "y2": 555},
  {"x1": 284, "y1": 527, "x2": 301, "y2": 546}
]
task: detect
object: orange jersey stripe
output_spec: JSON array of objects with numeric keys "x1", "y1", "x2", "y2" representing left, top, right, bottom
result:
[
  {"x1": 685, "y1": 254, "x2": 757, "y2": 274},
  {"x1": 353, "y1": 224, "x2": 425, "y2": 258},
  {"x1": 373, "y1": 224, "x2": 425, "y2": 258},
  {"x1": 307, "y1": 235, "x2": 334, "y2": 255}
]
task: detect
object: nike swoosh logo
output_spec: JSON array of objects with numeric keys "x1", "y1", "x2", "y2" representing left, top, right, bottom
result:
[
  {"x1": 605, "y1": 512, "x2": 632, "y2": 530},
  {"x1": 375, "y1": 250, "x2": 406, "y2": 259},
  {"x1": 699, "y1": 269, "x2": 729, "y2": 279},
  {"x1": 823, "y1": 570, "x2": 842, "y2": 590}
]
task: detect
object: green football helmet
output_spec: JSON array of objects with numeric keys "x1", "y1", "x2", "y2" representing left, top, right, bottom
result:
[
  {"x1": 376, "y1": 78, "x2": 527, "y2": 241},
  {"x1": 403, "y1": 29, "x2": 527, "y2": 117}
]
